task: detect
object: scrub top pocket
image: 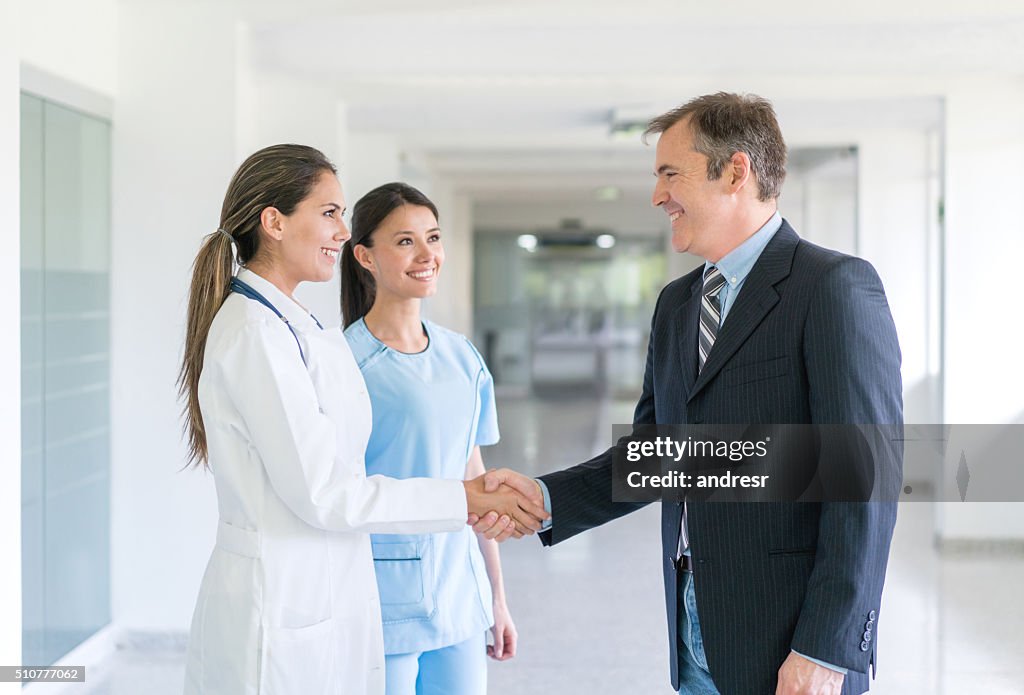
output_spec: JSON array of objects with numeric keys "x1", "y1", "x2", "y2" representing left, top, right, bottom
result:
[{"x1": 371, "y1": 536, "x2": 436, "y2": 623}]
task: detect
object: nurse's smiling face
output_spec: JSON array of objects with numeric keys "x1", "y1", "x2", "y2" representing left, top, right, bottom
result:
[
  {"x1": 257, "y1": 172, "x2": 350, "y2": 291},
  {"x1": 353, "y1": 204, "x2": 445, "y2": 301}
]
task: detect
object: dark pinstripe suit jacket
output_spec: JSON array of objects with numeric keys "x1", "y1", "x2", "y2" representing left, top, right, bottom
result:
[{"x1": 538, "y1": 221, "x2": 903, "y2": 695}]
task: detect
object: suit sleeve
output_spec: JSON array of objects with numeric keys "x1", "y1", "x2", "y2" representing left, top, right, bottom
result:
[
  {"x1": 213, "y1": 318, "x2": 467, "y2": 534},
  {"x1": 789, "y1": 256, "x2": 903, "y2": 673},
  {"x1": 536, "y1": 286, "x2": 663, "y2": 546}
]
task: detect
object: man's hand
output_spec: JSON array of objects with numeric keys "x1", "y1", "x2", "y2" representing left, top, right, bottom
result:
[
  {"x1": 467, "y1": 469, "x2": 546, "y2": 538},
  {"x1": 463, "y1": 472, "x2": 549, "y2": 542},
  {"x1": 776, "y1": 652, "x2": 844, "y2": 695}
]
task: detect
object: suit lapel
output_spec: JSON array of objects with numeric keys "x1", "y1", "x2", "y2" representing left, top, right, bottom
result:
[
  {"x1": 674, "y1": 278, "x2": 703, "y2": 402},
  {"x1": 687, "y1": 223, "x2": 799, "y2": 403}
]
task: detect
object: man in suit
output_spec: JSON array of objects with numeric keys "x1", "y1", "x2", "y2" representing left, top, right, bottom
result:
[{"x1": 475, "y1": 92, "x2": 903, "y2": 694}]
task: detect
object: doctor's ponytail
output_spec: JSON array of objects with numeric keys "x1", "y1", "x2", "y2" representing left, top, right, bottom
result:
[{"x1": 178, "y1": 144, "x2": 336, "y2": 467}]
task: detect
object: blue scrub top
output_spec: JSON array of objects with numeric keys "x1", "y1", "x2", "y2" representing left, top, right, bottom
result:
[{"x1": 345, "y1": 318, "x2": 499, "y2": 655}]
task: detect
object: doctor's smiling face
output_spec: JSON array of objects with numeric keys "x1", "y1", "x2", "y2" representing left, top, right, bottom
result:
[
  {"x1": 255, "y1": 172, "x2": 350, "y2": 292},
  {"x1": 353, "y1": 204, "x2": 445, "y2": 302}
]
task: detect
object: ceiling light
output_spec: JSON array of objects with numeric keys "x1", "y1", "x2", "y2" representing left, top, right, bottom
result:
[
  {"x1": 596, "y1": 234, "x2": 616, "y2": 249},
  {"x1": 517, "y1": 234, "x2": 538, "y2": 252},
  {"x1": 609, "y1": 106, "x2": 656, "y2": 141}
]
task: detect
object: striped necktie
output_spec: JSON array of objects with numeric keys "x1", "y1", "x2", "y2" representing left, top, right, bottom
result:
[
  {"x1": 679, "y1": 264, "x2": 729, "y2": 559},
  {"x1": 698, "y1": 265, "x2": 728, "y2": 371}
]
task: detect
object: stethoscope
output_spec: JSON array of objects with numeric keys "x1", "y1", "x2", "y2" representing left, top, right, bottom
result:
[{"x1": 229, "y1": 277, "x2": 323, "y2": 366}]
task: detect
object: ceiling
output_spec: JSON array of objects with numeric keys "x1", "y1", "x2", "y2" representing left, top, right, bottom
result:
[{"x1": 232, "y1": 0, "x2": 1019, "y2": 209}]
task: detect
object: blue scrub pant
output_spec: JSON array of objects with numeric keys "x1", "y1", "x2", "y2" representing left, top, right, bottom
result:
[{"x1": 384, "y1": 632, "x2": 487, "y2": 695}]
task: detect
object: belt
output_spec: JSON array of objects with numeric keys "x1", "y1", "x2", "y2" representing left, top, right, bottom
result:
[
  {"x1": 675, "y1": 554, "x2": 693, "y2": 573},
  {"x1": 216, "y1": 520, "x2": 260, "y2": 559}
]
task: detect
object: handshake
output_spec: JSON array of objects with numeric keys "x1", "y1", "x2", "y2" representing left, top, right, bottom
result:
[{"x1": 462, "y1": 469, "x2": 548, "y2": 542}]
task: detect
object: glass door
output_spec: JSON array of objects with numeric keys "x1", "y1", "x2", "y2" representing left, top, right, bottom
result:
[{"x1": 20, "y1": 92, "x2": 112, "y2": 667}]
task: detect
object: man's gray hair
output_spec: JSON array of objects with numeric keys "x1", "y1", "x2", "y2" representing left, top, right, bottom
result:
[{"x1": 644, "y1": 92, "x2": 787, "y2": 202}]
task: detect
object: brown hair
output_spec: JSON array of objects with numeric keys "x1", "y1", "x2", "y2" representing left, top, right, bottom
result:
[
  {"x1": 643, "y1": 92, "x2": 787, "y2": 202},
  {"x1": 340, "y1": 182, "x2": 439, "y2": 328},
  {"x1": 178, "y1": 144, "x2": 336, "y2": 467}
]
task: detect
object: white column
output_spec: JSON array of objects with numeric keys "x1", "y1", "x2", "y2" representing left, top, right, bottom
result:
[
  {"x1": 111, "y1": 1, "x2": 237, "y2": 631},
  {"x1": 938, "y1": 78, "x2": 1024, "y2": 543},
  {"x1": 1, "y1": 0, "x2": 23, "y2": 683}
]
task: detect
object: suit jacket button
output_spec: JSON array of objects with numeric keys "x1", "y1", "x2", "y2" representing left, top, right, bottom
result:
[
  {"x1": 868, "y1": 610, "x2": 877, "y2": 621},
  {"x1": 860, "y1": 641, "x2": 870, "y2": 652},
  {"x1": 863, "y1": 631, "x2": 872, "y2": 642},
  {"x1": 865, "y1": 619, "x2": 875, "y2": 631}
]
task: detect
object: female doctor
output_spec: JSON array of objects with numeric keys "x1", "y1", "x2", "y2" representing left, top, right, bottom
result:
[
  {"x1": 340, "y1": 183, "x2": 517, "y2": 695},
  {"x1": 178, "y1": 145, "x2": 545, "y2": 695}
]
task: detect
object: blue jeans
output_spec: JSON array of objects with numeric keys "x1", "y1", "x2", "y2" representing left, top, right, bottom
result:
[
  {"x1": 384, "y1": 632, "x2": 487, "y2": 695},
  {"x1": 678, "y1": 571, "x2": 721, "y2": 695}
]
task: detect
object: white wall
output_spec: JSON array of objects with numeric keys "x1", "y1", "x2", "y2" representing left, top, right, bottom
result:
[
  {"x1": 19, "y1": 0, "x2": 117, "y2": 98},
  {"x1": 937, "y1": 77, "x2": 1024, "y2": 542},
  {"x1": 782, "y1": 155, "x2": 858, "y2": 257},
  {"x1": 770, "y1": 124, "x2": 941, "y2": 426},
  {"x1": 2, "y1": 0, "x2": 23, "y2": 686},
  {"x1": 340, "y1": 131, "x2": 400, "y2": 324},
  {"x1": 422, "y1": 185, "x2": 473, "y2": 335},
  {"x1": 943, "y1": 79, "x2": 1024, "y2": 426},
  {"x1": 857, "y1": 129, "x2": 939, "y2": 424},
  {"x1": 238, "y1": 63, "x2": 351, "y2": 325},
  {"x1": 111, "y1": 2, "x2": 236, "y2": 631},
  {"x1": 345, "y1": 131, "x2": 401, "y2": 212}
]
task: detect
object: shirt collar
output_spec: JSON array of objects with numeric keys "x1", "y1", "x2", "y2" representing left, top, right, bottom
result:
[
  {"x1": 705, "y1": 211, "x2": 782, "y2": 288},
  {"x1": 236, "y1": 267, "x2": 321, "y2": 332}
]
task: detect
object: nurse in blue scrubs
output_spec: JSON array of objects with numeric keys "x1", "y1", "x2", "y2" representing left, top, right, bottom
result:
[{"x1": 340, "y1": 183, "x2": 516, "y2": 695}]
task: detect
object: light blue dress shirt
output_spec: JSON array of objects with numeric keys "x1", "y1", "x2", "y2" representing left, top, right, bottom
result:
[
  {"x1": 708, "y1": 211, "x2": 781, "y2": 323},
  {"x1": 538, "y1": 212, "x2": 847, "y2": 676},
  {"x1": 346, "y1": 318, "x2": 499, "y2": 655}
]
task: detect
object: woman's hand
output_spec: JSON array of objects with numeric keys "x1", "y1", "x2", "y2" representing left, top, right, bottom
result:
[
  {"x1": 463, "y1": 475, "x2": 548, "y2": 541},
  {"x1": 487, "y1": 599, "x2": 518, "y2": 661}
]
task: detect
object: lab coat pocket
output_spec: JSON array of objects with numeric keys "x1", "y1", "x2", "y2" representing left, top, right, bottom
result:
[
  {"x1": 259, "y1": 616, "x2": 337, "y2": 694},
  {"x1": 371, "y1": 535, "x2": 436, "y2": 623}
]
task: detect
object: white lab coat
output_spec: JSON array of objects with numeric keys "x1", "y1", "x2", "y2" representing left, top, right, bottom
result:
[{"x1": 183, "y1": 269, "x2": 467, "y2": 695}]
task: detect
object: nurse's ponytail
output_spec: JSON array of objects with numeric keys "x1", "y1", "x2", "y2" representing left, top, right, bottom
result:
[
  {"x1": 341, "y1": 182, "x2": 439, "y2": 328},
  {"x1": 178, "y1": 144, "x2": 336, "y2": 467},
  {"x1": 340, "y1": 237, "x2": 375, "y2": 329}
]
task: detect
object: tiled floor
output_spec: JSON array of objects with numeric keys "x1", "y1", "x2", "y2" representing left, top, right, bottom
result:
[{"x1": 74, "y1": 390, "x2": 1024, "y2": 694}]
